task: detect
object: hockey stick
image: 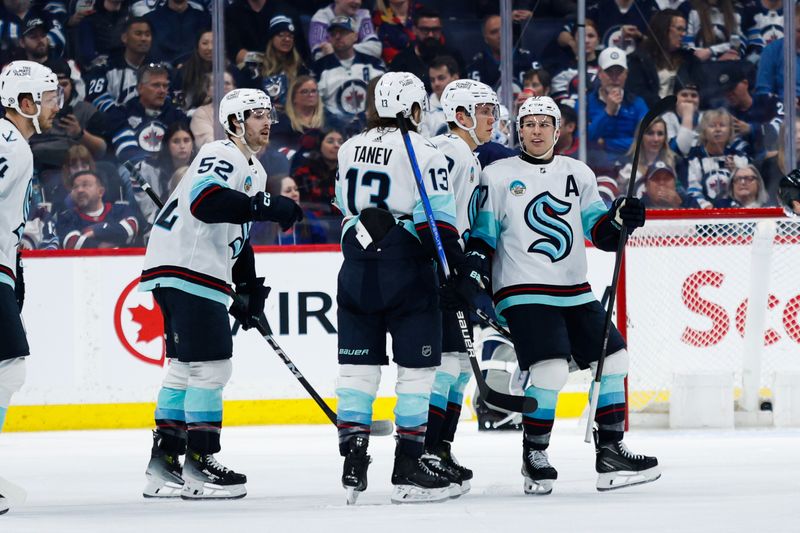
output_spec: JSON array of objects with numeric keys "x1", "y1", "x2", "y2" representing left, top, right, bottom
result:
[
  {"x1": 583, "y1": 95, "x2": 676, "y2": 443},
  {"x1": 125, "y1": 162, "x2": 394, "y2": 437},
  {"x1": 396, "y1": 118, "x2": 537, "y2": 414}
]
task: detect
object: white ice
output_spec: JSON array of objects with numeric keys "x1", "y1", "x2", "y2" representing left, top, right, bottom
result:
[{"x1": 1, "y1": 423, "x2": 798, "y2": 532}]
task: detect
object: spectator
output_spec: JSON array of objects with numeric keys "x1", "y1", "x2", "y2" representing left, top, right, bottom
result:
[
  {"x1": 85, "y1": 16, "x2": 154, "y2": 112},
  {"x1": 133, "y1": 122, "x2": 196, "y2": 228},
  {"x1": 224, "y1": 0, "x2": 307, "y2": 68},
  {"x1": 250, "y1": 176, "x2": 329, "y2": 245},
  {"x1": 56, "y1": 170, "x2": 139, "y2": 249},
  {"x1": 74, "y1": 0, "x2": 130, "y2": 68},
  {"x1": 721, "y1": 61, "x2": 783, "y2": 158},
  {"x1": 105, "y1": 63, "x2": 188, "y2": 164},
  {"x1": 685, "y1": 0, "x2": 744, "y2": 61},
  {"x1": 551, "y1": 19, "x2": 601, "y2": 108},
  {"x1": 477, "y1": 0, "x2": 575, "y2": 19},
  {"x1": 13, "y1": 17, "x2": 52, "y2": 64},
  {"x1": 389, "y1": 7, "x2": 464, "y2": 90},
  {"x1": 466, "y1": 14, "x2": 539, "y2": 90},
  {"x1": 0, "y1": 1, "x2": 65, "y2": 61},
  {"x1": 761, "y1": 115, "x2": 800, "y2": 202},
  {"x1": 640, "y1": 161, "x2": 700, "y2": 208},
  {"x1": 686, "y1": 108, "x2": 750, "y2": 208},
  {"x1": 310, "y1": 0, "x2": 381, "y2": 61},
  {"x1": 557, "y1": 0, "x2": 659, "y2": 54},
  {"x1": 291, "y1": 127, "x2": 343, "y2": 217},
  {"x1": 269, "y1": 75, "x2": 326, "y2": 157},
  {"x1": 755, "y1": 3, "x2": 800, "y2": 98},
  {"x1": 258, "y1": 139, "x2": 291, "y2": 182},
  {"x1": 259, "y1": 15, "x2": 309, "y2": 113},
  {"x1": 741, "y1": 0, "x2": 787, "y2": 63},
  {"x1": 617, "y1": 117, "x2": 679, "y2": 195},
  {"x1": 664, "y1": 75, "x2": 703, "y2": 155},
  {"x1": 312, "y1": 15, "x2": 384, "y2": 137},
  {"x1": 372, "y1": 0, "x2": 415, "y2": 64},
  {"x1": 626, "y1": 9, "x2": 700, "y2": 107},
  {"x1": 189, "y1": 69, "x2": 236, "y2": 147},
  {"x1": 554, "y1": 104, "x2": 579, "y2": 158},
  {"x1": 513, "y1": 67, "x2": 552, "y2": 114},
  {"x1": 29, "y1": 58, "x2": 107, "y2": 171},
  {"x1": 144, "y1": 0, "x2": 210, "y2": 66},
  {"x1": 419, "y1": 55, "x2": 458, "y2": 138},
  {"x1": 713, "y1": 164, "x2": 768, "y2": 207},
  {"x1": 586, "y1": 47, "x2": 648, "y2": 168},
  {"x1": 175, "y1": 29, "x2": 213, "y2": 111}
]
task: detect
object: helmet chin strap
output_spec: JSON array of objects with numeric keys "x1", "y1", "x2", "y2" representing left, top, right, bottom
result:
[
  {"x1": 520, "y1": 129, "x2": 560, "y2": 160},
  {"x1": 227, "y1": 114, "x2": 261, "y2": 156},
  {"x1": 456, "y1": 111, "x2": 483, "y2": 146},
  {"x1": 16, "y1": 102, "x2": 43, "y2": 134}
]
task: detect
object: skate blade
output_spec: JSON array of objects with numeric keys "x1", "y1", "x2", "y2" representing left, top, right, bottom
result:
[
  {"x1": 390, "y1": 484, "x2": 450, "y2": 504},
  {"x1": 0, "y1": 475, "x2": 27, "y2": 509},
  {"x1": 143, "y1": 480, "x2": 184, "y2": 498},
  {"x1": 181, "y1": 480, "x2": 247, "y2": 500},
  {"x1": 523, "y1": 477, "x2": 554, "y2": 495},
  {"x1": 596, "y1": 465, "x2": 662, "y2": 492},
  {"x1": 459, "y1": 479, "x2": 471, "y2": 496},
  {"x1": 345, "y1": 486, "x2": 364, "y2": 505},
  {"x1": 447, "y1": 483, "x2": 463, "y2": 499}
]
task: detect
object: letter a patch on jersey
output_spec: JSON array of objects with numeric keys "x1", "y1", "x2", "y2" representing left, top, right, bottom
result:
[
  {"x1": 565, "y1": 174, "x2": 579, "y2": 197},
  {"x1": 525, "y1": 192, "x2": 573, "y2": 262}
]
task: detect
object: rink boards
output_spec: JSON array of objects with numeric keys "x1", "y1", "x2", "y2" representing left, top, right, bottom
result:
[{"x1": 6, "y1": 246, "x2": 615, "y2": 432}]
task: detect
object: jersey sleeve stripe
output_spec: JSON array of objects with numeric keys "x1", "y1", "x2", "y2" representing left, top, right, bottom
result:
[
  {"x1": 141, "y1": 266, "x2": 233, "y2": 295},
  {"x1": 189, "y1": 184, "x2": 224, "y2": 215}
]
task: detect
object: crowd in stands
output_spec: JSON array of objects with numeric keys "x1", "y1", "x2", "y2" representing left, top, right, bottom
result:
[{"x1": 3, "y1": 0, "x2": 797, "y2": 251}]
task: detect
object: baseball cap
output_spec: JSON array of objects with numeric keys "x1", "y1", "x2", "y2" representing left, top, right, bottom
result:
[
  {"x1": 645, "y1": 161, "x2": 676, "y2": 181},
  {"x1": 328, "y1": 15, "x2": 355, "y2": 33},
  {"x1": 268, "y1": 15, "x2": 295, "y2": 39},
  {"x1": 598, "y1": 47, "x2": 627, "y2": 71},
  {"x1": 44, "y1": 58, "x2": 71, "y2": 79},
  {"x1": 23, "y1": 17, "x2": 49, "y2": 37},
  {"x1": 718, "y1": 62, "x2": 752, "y2": 93}
]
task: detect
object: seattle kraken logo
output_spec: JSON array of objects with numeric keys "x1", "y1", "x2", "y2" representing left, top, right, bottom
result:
[{"x1": 525, "y1": 192, "x2": 573, "y2": 262}]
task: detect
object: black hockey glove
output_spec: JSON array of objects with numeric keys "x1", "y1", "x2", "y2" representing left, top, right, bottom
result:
[
  {"x1": 610, "y1": 197, "x2": 646, "y2": 233},
  {"x1": 439, "y1": 251, "x2": 490, "y2": 311},
  {"x1": 15, "y1": 250, "x2": 24, "y2": 312},
  {"x1": 229, "y1": 277, "x2": 271, "y2": 331},
  {"x1": 250, "y1": 191, "x2": 304, "y2": 231}
]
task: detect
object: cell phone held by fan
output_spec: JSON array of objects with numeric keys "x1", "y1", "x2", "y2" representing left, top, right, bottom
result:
[{"x1": 75, "y1": 0, "x2": 95, "y2": 15}]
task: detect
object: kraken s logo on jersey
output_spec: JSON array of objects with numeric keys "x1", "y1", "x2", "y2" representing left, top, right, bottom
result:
[
  {"x1": 337, "y1": 79, "x2": 368, "y2": 115},
  {"x1": 525, "y1": 192, "x2": 573, "y2": 262}
]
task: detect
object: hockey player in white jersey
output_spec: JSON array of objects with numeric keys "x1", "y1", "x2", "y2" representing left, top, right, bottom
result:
[
  {"x1": 422, "y1": 79, "x2": 498, "y2": 496},
  {"x1": 0, "y1": 61, "x2": 61, "y2": 515},
  {"x1": 139, "y1": 89, "x2": 303, "y2": 500},
  {"x1": 334, "y1": 72, "x2": 483, "y2": 504},
  {"x1": 468, "y1": 96, "x2": 660, "y2": 495}
]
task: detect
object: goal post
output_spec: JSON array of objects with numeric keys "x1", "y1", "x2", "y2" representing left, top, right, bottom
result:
[{"x1": 619, "y1": 207, "x2": 800, "y2": 426}]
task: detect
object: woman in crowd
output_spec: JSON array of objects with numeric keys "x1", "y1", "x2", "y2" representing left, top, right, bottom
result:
[
  {"x1": 550, "y1": 19, "x2": 600, "y2": 107},
  {"x1": 250, "y1": 176, "x2": 329, "y2": 246},
  {"x1": 685, "y1": 0, "x2": 743, "y2": 61},
  {"x1": 176, "y1": 30, "x2": 213, "y2": 112},
  {"x1": 713, "y1": 164, "x2": 768, "y2": 208},
  {"x1": 189, "y1": 69, "x2": 237, "y2": 147},
  {"x1": 259, "y1": 15, "x2": 309, "y2": 113},
  {"x1": 686, "y1": 108, "x2": 750, "y2": 208},
  {"x1": 269, "y1": 75, "x2": 326, "y2": 157},
  {"x1": 664, "y1": 77, "x2": 703, "y2": 156},
  {"x1": 372, "y1": 0, "x2": 416, "y2": 64},
  {"x1": 617, "y1": 117, "x2": 680, "y2": 196},
  {"x1": 291, "y1": 127, "x2": 343, "y2": 219}
]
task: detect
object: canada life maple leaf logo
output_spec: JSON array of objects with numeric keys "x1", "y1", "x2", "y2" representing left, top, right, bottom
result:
[{"x1": 114, "y1": 277, "x2": 166, "y2": 366}]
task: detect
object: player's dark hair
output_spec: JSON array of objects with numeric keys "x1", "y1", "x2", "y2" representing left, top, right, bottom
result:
[{"x1": 227, "y1": 110, "x2": 253, "y2": 136}]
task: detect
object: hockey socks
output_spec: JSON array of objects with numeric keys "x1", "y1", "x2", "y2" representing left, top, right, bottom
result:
[
  {"x1": 154, "y1": 386, "x2": 187, "y2": 453},
  {"x1": 185, "y1": 386, "x2": 223, "y2": 453},
  {"x1": 424, "y1": 369, "x2": 456, "y2": 449},
  {"x1": 395, "y1": 391, "x2": 429, "y2": 457},
  {"x1": 440, "y1": 369, "x2": 470, "y2": 443},
  {"x1": 521, "y1": 384, "x2": 558, "y2": 450},
  {"x1": 336, "y1": 388, "x2": 375, "y2": 456},
  {"x1": 591, "y1": 373, "x2": 626, "y2": 445}
]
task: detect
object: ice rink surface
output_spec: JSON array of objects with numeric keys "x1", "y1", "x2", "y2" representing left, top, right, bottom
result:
[{"x1": 1, "y1": 423, "x2": 798, "y2": 533}]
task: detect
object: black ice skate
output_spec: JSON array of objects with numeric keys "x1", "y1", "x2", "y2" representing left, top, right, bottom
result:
[
  {"x1": 143, "y1": 431, "x2": 184, "y2": 498},
  {"x1": 342, "y1": 436, "x2": 371, "y2": 505},
  {"x1": 594, "y1": 431, "x2": 661, "y2": 491},
  {"x1": 390, "y1": 451, "x2": 450, "y2": 504},
  {"x1": 181, "y1": 450, "x2": 247, "y2": 500},
  {"x1": 428, "y1": 441, "x2": 472, "y2": 496},
  {"x1": 522, "y1": 444, "x2": 557, "y2": 495},
  {"x1": 0, "y1": 475, "x2": 26, "y2": 514},
  {"x1": 420, "y1": 451, "x2": 463, "y2": 498}
]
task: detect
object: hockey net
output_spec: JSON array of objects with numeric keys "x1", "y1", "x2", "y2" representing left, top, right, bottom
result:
[{"x1": 620, "y1": 208, "x2": 800, "y2": 419}]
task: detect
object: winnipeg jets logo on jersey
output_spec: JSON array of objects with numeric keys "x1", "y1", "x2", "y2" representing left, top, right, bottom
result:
[
  {"x1": 338, "y1": 79, "x2": 368, "y2": 115},
  {"x1": 139, "y1": 122, "x2": 166, "y2": 153},
  {"x1": 525, "y1": 192, "x2": 573, "y2": 262}
]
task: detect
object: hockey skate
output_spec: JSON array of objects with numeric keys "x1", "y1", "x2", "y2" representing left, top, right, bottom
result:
[
  {"x1": 143, "y1": 431, "x2": 184, "y2": 498},
  {"x1": 428, "y1": 441, "x2": 472, "y2": 496},
  {"x1": 522, "y1": 444, "x2": 557, "y2": 495},
  {"x1": 342, "y1": 436, "x2": 371, "y2": 505},
  {"x1": 594, "y1": 432, "x2": 661, "y2": 491},
  {"x1": 181, "y1": 450, "x2": 247, "y2": 500},
  {"x1": 0, "y1": 475, "x2": 26, "y2": 515},
  {"x1": 390, "y1": 451, "x2": 450, "y2": 504},
  {"x1": 420, "y1": 451, "x2": 463, "y2": 498}
]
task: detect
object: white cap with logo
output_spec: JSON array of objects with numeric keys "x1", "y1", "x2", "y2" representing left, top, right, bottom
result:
[{"x1": 598, "y1": 47, "x2": 628, "y2": 71}]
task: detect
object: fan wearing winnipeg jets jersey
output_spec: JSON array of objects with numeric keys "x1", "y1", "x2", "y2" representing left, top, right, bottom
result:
[
  {"x1": 334, "y1": 73, "x2": 472, "y2": 505},
  {"x1": 469, "y1": 96, "x2": 660, "y2": 496},
  {"x1": 140, "y1": 89, "x2": 303, "y2": 501},
  {"x1": 421, "y1": 79, "x2": 498, "y2": 496},
  {"x1": 0, "y1": 61, "x2": 60, "y2": 515}
]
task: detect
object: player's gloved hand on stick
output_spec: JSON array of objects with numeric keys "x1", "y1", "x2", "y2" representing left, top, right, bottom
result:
[
  {"x1": 15, "y1": 250, "x2": 24, "y2": 312},
  {"x1": 610, "y1": 197, "x2": 646, "y2": 232},
  {"x1": 439, "y1": 251, "x2": 490, "y2": 311},
  {"x1": 250, "y1": 191, "x2": 304, "y2": 231},
  {"x1": 229, "y1": 277, "x2": 271, "y2": 331}
]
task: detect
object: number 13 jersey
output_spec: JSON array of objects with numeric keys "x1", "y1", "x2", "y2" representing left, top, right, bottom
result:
[{"x1": 140, "y1": 140, "x2": 267, "y2": 305}]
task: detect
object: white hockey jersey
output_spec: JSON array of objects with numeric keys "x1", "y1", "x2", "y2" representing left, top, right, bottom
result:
[
  {"x1": 335, "y1": 127, "x2": 456, "y2": 241},
  {"x1": 430, "y1": 133, "x2": 481, "y2": 248},
  {"x1": 0, "y1": 118, "x2": 33, "y2": 290},
  {"x1": 471, "y1": 154, "x2": 609, "y2": 314},
  {"x1": 139, "y1": 140, "x2": 267, "y2": 305}
]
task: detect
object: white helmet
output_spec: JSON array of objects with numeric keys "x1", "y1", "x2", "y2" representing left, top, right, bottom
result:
[
  {"x1": 441, "y1": 79, "x2": 498, "y2": 146},
  {"x1": 0, "y1": 60, "x2": 60, "y2": 134},
  {"x1": 374, "y1": 72, "x2": 428, "y2": 126},
  {"x1": 517, "y1": 96, "x2": 561, "y2": 158},
  {"x1": 218, "y1": 88, "x2": 274, "y2": 138}
]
